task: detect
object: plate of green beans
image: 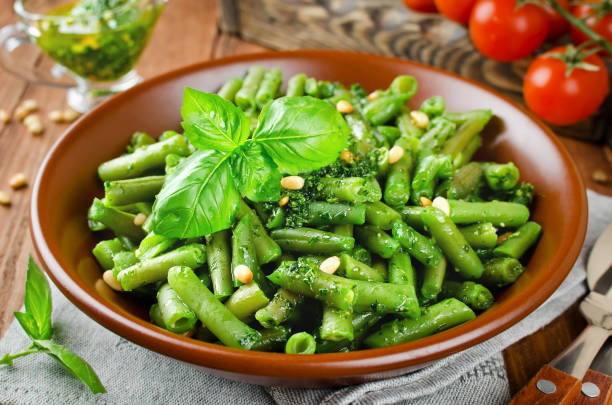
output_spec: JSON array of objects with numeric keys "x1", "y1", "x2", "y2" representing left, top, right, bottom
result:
[{"x1": 88, "y1": 65, "x2": 543, "y2": 354}]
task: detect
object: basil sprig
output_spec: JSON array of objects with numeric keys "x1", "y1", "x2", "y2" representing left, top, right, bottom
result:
[
  {"x1": 1, "y1": 256, "x2": 106, "y2": 394},
  {"x1": 151, "y1": 88, "x2": 350, "y2": 239}
]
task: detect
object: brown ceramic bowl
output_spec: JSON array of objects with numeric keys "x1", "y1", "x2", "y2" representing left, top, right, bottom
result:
[{"x1": 30, "y1": 50, "x2": 587, "y2": 387}]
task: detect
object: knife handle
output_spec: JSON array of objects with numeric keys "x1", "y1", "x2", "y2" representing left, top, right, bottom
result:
[
  {"x1": 570, "y1": 370, "x2": 612, "y2": 405},
  {"x1": 509, "y1": 365, "x2": 581, "y2": 405}
]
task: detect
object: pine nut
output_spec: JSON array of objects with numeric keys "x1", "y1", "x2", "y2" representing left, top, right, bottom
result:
[
  {"x1": 234, "y1": 264, "x2": 253, "y2": 284},
  {"x1": 0, "y1": 109, "x2": 10, "y2": 124},
  {"x1": 388, "y1": 145, "x2": 405, "y2": 164},
  {"x1": 419, "y1": 196, "x2": 432, "y2": 207},
  {"x1": 497, "y1": 232, "x2": 512, "y2": 245},
  {"x1": 14, "y1": 106, "x2": 29, "y2": 120},
  {"x1": 336, "y1": 100, "x2": 354, "y2": 114},
  {"x1": 280, "y1": 175, "x2": 305, "y2": 190},
  {"x1": 432, "y1": 196, "x2": 450, "y2": 216},
  {"x1": 21, "y1": 99, "x2": 38, "y2": 113},
  {"x1": 23, "y1": 114, "x2": 40, "y2": 126},
  {"x1": 340, "y1": 149, "x2": 354, "y2": 164},
  {"x1": 367, "y1": 91, "x2": 380, "y2": 101},
  {"x1": 279, "y1": 195, "x2": 290, "y2": 206},
  {"x1": 410, "y1": 110, "x2": 429, "y2": 129},
  {"x1": 27, "y1": 121, "x2": 44, "y2": 135},
  {"x1": 62, "y1": 108, "x2": 80, "y2": 123},
  {"x1": 0, "y1": 190, "x2": 10, "y2": 206},
  {"x1": 102, "y1": 270, "x2": 123, "y2": 291},
  {"x1": 9, "y1": 173, "x2": 27, "y2": 189},
  {"x1": 319, "y1": 256, "x2": 341, "y2": 275},
  {"x1": 49, "y1": 110, "x2": 64, "y2": 123},
  {"x1": 133, "y1": 212, "x2": 147, "y2": 226},
  {"x1": 592, "y1": 169, "x2": 609, "y2": 183}
]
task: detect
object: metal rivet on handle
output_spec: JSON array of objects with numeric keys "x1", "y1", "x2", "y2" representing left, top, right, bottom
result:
[
  {"x1": 581, "y1": 382, "x2": 600, "y2": 398},
  {"x1": 536, "y1": 379, "x2": 557, "y2": 394}
]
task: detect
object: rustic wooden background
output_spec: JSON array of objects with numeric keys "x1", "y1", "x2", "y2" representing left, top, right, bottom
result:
[
  {"x1": 0, "y1": 0, "x2": 610, "y2": 397},
  {"x1": 219, "y1": 0, "x2": 612, "y2": 143}
]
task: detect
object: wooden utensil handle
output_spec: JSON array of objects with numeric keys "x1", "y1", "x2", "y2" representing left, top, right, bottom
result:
[
  {"x1": 571, "y1": 370, "x2": 612, "y2": 405},
  {"x1": 509, "y1": 365, "x2": 581, "y2": 405}
]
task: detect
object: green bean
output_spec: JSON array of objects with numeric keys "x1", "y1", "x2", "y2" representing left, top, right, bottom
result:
[
  {"x1": 421, "y1": 206, "x2": 484, "y2": 279},
  {"x1": 321, "y1": 81, "x2": 342, "y2": 98},
  {"x1": 351, "y1": 245, "x2": 372, "y2": 266},
  {"x1": 98, "y1": 135, "x2": 190, "y2": 181},
  {"x1": 250, "y1": 326, "x2": 291, "y2": 352},
  {"x1": 388, "y1": 250, "x2": 420, "y2": 319},
  {"x1": 255, "y1": 68, "x2": 282, "y2": 108},
  {"x1": 168, "y1": 266, "x2": 261, "y2": 350},
  {"x1": 371, "y1": 259, "x2": 388, "y2": 280},
  {"x1": 114, "y1": 202, "x2": 152, "y2": 216},
  {"x1": 399, "y1": 206, "x2": 426, "y2": 232},
  {"x1": 236, "y1": 200, "x2": 282, "y2": 264},
  {"x1": 364, "y1": 93, "x2": 411, "y2": 126},
  {"x1": 447, "y1": 162, "x2": 484, "y2": 199},
  {"x1": 224, "y1": 282, "x2": 270, "y2": 322},
  {"x1": 92, "y1": 238, "x2": 123, "y2": 270},
  {"x1": 441, "y1": 281, "x2": 494, "y2": 312},
  {"x1": 459, "y1": 223, "x2": 498, "y2": 249},
  {"x1": 453, "y1": 134, "x2": 482, "y2": 168},
  {"x1": 448, "y1": 200, "x2": 530, "y2": 227},
  {"x1": 149, "y1": 303, "x2": 165, "y2": 329},
  {"x1": 376, "y1": 126, "x2": 401, "y2": 144},
  {"x1": 267, "y1": 259, "x2": 356, "y2": 310},
  {"x1": 352, "y1": 278, "x2": 420, "y2": 315},
  {"x1": 375, "y1": 147, "x2": 390, "y2": 179},
  {"x1": 389, "y1": 75, "x2": 418, "y2": 97},
  {"x1": 157, "y1": 283, "x2": 197, "y2": 333},
  {"x1": 418, "y1": 117, "x2": 456, "y2": 158},
  {"x1": 364, "y1": 298, "x2": 475, "y2": 348},
  {"x1": 158, "y1": 130, "x2": 180, "y2": 141},
  {"x1": 327, "y1": 88, "x2": 353, "y2": 105},
  {"x1": 112, "y1": 250, "x2": 138, "y2": 278},
  {"x1": 164, "y1": 153, "x2": 185, "y2": 175},
  {"x1": 205, "y1": 230, "x2": 234, "y2": 300},
  {"x1": 355, "y1": 225, "x2": 400, "y2": 259},
  {"x1": 481, "y1": 162, "x2": 520, "y2": 191},
  {"x1": 397, "y1": 110, "x2": 424, "y2": 138},
  {"x1": 319, "y1": 177, "x2": 382, "y2": 204},
  {"x1": 333, "y1": 224, "x2": 353, "y2": 237},
  {"x1": 235, "y1": 65, "x2": 266, "y2": 109},
  {"x1": 117, "y1": 243, "x2": 206, "y2": 291},
  {"x1": 306, "y1": 202, "x2": 366, "y2": 226},
  {"x1": 285, "y1": 332, "x2": 316, "y2": 354},
  {"x1": 286, "y1": 73, "x2": 307, "y2": 97},
  {"x1": 88, "y1": 198, "x2": 145, "y2": 240},
  {"x1": 384, "y1": 138, "x2": 416, "y2": 207},
  {"x1": 129, "y1": 131, "x2": 156, "y2": 151},
  {"x1": 135, "y1": 232, "x2": 176, "y2": 260},
  {"x1": 217, "y1": 77, "x2": 243, "y2": 101},
  {"x1": 344, "y1": 112, "x2": 377, "y2": 148},
  {"x1": 364, "y1": 201, "x2": 401, "y2": 230},
  {"x1": 419, "y1": 96, "x2": 445, "y2": 117},
  {"x1": 231, "y1": 215, "x2": 272, "y2": 294},
  {"x1": 320, "y1": 306, "x2": 354, "y2": 342},
  {"x1": 255, "y1": 288, "x2": 303, "y2": 328},
  {"x1": 481, "y1": 257, "x2": 524, "y2": 288},
  {"x1": 271, "y1": 227, "x2": 355, "y2": 255},
  {"x1": 317, "y1": 312, "x2": 384, "y2": 353},
  {"x1": 304, "y1": 77, "x2": 321, "y2": 97},
  {"x1": 441, "y1": 109, "x2": 492, "y2": 159},
  {"x1": 422, "y1": 256, "x2": 446, "y2": 300},
  {"x1": 392, "y1": 220, "x2": 443, "y2": 267},
  {"x1": 493, "y1": 221, "x2": 542, "y2": 259},
  {"x1": 411, "y1": 154, "x2": 453, "y2": 204},
  {"x1": 339, "y1": 253, "x2": 385, "y2": 282}
]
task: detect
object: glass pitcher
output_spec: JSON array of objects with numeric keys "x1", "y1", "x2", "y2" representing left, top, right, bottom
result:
[{"x1": 0, "y1": 0, "x2": 166, "y2": 112}]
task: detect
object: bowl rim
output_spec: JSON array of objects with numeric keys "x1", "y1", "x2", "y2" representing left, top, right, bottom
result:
[{"x1": 30, "y1": 49, "x2": 588, "y2": 380}]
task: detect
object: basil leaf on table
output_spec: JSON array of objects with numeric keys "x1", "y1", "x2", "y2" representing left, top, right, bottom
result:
[
  {"x1": 252, "y1": 96, "x2": 350, "y2": 174},
  {"x1": 33, "y1": 340, "x2": 106, "y2": 394},
  {"x1": 181, "y1": 87, "x2": 249, "y2": 153},
  {"x1": 151, "y1": 150, "x2": 240, "y2": 238},
  {"x1": 231, "y1": 142, "x2": 282, "y2": 202},
  {"x1": 15, "y1": 257, "x2": 53, "y2": 340}
]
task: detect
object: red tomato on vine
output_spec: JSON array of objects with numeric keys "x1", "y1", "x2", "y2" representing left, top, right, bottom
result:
[
  {"x1": 570, "y1": 0, "x2": 612, "y2": 54},
  {"x1": 542, "y1": 0, "x2": 571, "y2": 41},
  {"x1": 402, "y1": 0, "x2": 438, "y2": 13},
  {"x1": 434, "y1": 0, "x2": 476, "y2": 25}
]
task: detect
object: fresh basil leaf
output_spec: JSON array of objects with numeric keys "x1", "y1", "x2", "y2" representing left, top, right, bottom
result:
[
  {"x1": 181, "y1": 88, "x2": 249, "y2": 153},
  {"x1": 231, "y1": 142, "x2": 281, "y2": 202},
  {"x1": 252, "y1": 96, "x2": 350, "y2": 174},
  {"x1": 33, "y1": 340, "x2": 106, "y2": 394},
  {"x1": 22, "y1": 256, "x2": 53, "y2": 340},
  {"x1": 0, "y1": 346, "x2": 41, "y2": 366},
  {"x1": 151, "y1": 150, "x2": 240, "y2": 238}
]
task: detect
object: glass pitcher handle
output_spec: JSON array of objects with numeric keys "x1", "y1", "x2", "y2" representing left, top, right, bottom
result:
[{"x1": 0, "y1": 24, "x2": 74, "y2": 88}]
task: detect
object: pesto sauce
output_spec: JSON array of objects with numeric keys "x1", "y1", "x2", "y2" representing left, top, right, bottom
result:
[{"x1": 36, "y1": 0, "x2": 163, "y2": 82}]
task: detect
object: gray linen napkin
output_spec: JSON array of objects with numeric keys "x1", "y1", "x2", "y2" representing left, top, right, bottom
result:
[{"x1": 1, "y1": 190, "x2": 610, "y2": 405}]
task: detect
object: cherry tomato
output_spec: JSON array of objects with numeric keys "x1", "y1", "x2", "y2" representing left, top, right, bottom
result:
[
  {"x1": 523, "y1": 46, "x2": 610, "y2": 126},
  {"x1": 542, "y1": 0, "x2": 570, "y2": 41},
  {"x1": 402, "y1": 0, "x2": 437, "y2": 13},
  {"x1": 434, "y1": 0, "x2": 476, "y2": 25},
  {"x1": 570, "y1": 1, "x2": 612, "y2": 54},
  {"x1": 469, "y1": 0, "x2": 549, "y2": 62}
]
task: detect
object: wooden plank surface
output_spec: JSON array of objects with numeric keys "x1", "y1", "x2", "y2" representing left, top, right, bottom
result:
[{"x1": 0, "y1": 0, "x2": 610, "y2": 397}]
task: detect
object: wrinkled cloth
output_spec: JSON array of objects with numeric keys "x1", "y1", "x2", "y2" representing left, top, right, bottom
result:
[{"x1": 1, "y1": 190, "x2": 610, "y2": 405}]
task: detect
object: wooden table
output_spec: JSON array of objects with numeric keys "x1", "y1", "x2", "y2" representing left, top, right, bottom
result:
[{"x1": 0, "y1": 0, "x2": 610, "y2": 396}]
